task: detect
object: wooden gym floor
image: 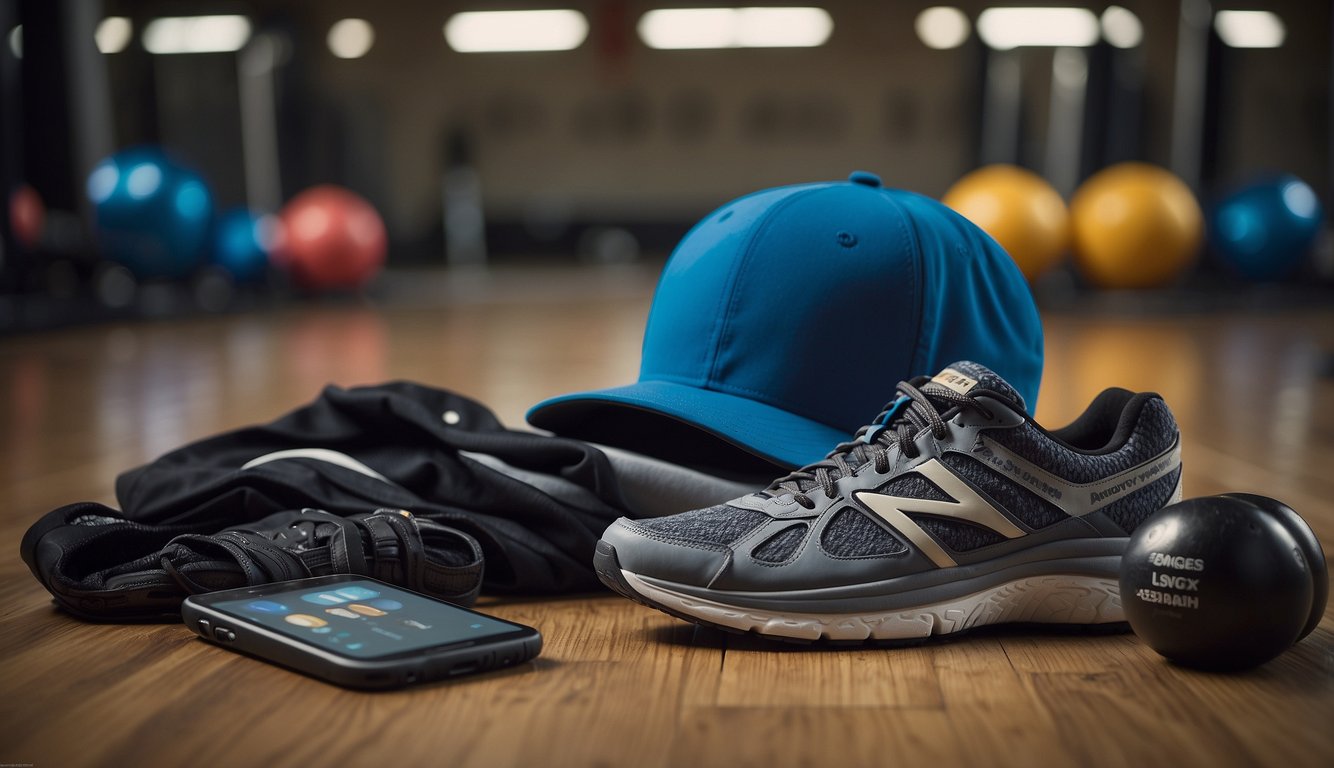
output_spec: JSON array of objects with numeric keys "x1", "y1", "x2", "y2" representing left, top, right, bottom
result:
[{"x1": 0, "y1": 263, "x2": 1331, "y2": 768}]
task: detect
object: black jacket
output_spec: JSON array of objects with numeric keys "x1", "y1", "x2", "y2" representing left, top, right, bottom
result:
[{"x1": 115, "y1": 382, "x2": 630, "y2": 593}]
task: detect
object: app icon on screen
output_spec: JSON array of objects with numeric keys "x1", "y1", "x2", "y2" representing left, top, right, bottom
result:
[
  {"x1": 402, "y1": 619, "x2": 432, "y2": 630},
  {"x1": 368, "y1": 599, "x2": 403, "y2": 611},
  {"x1": 284, "y1": 614, "x2": 328, "y2": 628},
  {"x1": 301, "y1": 592, "x2": 349, "y2": 606},
  {"x1": 335, "y1": 586, "x2": 379, "y2": 601},
  {"x1": 346, "y1": 643, "x2": 364, "y2": 651},
  {"x1": 311, "y1": 627, "x2": 332, "y2": 634},
  {"x1": 326, "y1": 608, "x2": 360, "y2": 619},
  {"x1": 245, "y1": 600, "x2": 288, "y2": 614},
  {"x1": 348, "y1": 604, "x2": 386, "y2": 617}
]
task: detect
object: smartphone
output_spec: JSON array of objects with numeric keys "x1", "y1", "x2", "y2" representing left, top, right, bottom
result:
[{"x1": 181, "y1": 575, "x2": 541, "y2": 689}]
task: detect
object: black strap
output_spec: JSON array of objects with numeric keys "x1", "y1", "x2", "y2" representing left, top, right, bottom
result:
[{"x1": 363, "y1": 510, "x2": 424, "y2": 591}]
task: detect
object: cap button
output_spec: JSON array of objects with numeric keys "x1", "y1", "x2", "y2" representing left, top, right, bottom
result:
[{"x1": 848, "y1": 171, "x2": 882, "y2": 188}]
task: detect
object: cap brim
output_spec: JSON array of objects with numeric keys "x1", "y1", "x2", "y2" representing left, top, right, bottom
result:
[{"x1": 526, "y1": 380, "x2": 849, "y2": 470}]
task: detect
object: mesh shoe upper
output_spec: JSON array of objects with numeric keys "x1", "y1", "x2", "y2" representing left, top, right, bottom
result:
[
  {"x1": 600, "y1": 361, "x2": 1182, "y2": 593},
  {"x1": 634, "y1": 504, "x2": 767, "y2": 547}
]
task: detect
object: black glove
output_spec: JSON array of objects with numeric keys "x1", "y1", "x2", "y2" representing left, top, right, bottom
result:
[{"x1": 21, "y1": 503, "x2": 484, "y2": 622}]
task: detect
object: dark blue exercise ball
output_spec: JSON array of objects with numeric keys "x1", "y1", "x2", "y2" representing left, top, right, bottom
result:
[
  {"x1": 87, "y1": 147, "x2": 213, "y2": 280},
  {"x1": 1211, "y1": 174, "x2": 1324, "y2": 281},
  {"x1": 212, "y1": 208, "x2": 275, "y2": 282}
]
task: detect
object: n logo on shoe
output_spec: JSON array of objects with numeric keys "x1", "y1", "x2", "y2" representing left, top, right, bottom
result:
[{"x1": 852, "y1": 460, "x2": 1025, "y2": 568}]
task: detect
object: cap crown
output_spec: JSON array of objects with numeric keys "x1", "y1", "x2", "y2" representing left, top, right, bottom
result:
[{"x1": 640, "y1": 175, "x2": 1042, "y2": 432}]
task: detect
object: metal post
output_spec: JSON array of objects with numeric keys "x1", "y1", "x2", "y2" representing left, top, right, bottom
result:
[
  {"x1": 1170, "y1": 0, "x2": 1212, "y2": 193},
  {"x1": 1045, "y1": 47, "x2": 1089, "y2": 197},
  {"x1": 237, "y1": 33, "x2": 283, "y2": 213},
  {"x1": 980, "y1": 48, "x2": 1022, "y2": 165}
]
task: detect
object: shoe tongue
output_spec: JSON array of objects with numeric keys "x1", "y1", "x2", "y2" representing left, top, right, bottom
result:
[{"x1": 919, "y1": 361, "x2": 1025, "y2": 411}]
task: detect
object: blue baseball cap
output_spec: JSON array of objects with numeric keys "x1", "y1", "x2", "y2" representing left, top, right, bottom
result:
[{"x1": 527, "y1": 171, "x2": 1043, "y2": 471}]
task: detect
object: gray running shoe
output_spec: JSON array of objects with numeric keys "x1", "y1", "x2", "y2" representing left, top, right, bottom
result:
[{"x1": 594, "y1": 361, "x2": 1182, "y2": 643}]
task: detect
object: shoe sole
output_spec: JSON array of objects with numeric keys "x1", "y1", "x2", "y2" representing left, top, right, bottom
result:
[{"x1": 594, "y1": 540, "x2": 1128, "y2": 644}]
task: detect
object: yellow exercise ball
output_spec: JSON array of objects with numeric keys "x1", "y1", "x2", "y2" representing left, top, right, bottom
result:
[
  {"x1": 1070, "y1": 162, "x2": 1204, "y2": 289},
  {"x1": 942, "y1": 164, "x2": 1070, "y2": 281}
]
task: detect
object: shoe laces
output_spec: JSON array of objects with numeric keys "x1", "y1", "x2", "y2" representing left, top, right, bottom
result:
[{"x1": 767, "y1": 378, "x2": 995, "y2": 510}]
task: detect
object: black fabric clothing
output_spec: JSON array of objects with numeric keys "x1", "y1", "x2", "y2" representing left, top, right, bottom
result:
[{"x1": 115, "y1": 382, "x2": 631, "y2": 593}]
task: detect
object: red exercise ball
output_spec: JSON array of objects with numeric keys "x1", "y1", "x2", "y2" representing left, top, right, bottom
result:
[
  {"x1": 276, "y1": 185, "x2": 387, "y2": 291},
  {"x1": 9, "y1": 184, "x2": 45, "y2": 249}
]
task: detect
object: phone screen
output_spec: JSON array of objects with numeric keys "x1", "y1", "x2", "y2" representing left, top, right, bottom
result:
[{"x1": 209, "y1": 579, "x2": 521, "y2": 660}]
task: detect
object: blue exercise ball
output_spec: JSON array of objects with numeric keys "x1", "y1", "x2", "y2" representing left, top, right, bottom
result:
[
  {"x1": 1211, "y1": 175, "x2": 1324, "y2": 281},
  {"x1": 212, "y1": 207, "x2": 275, "y2": 282},
  {"x1": 87, "y1": 146, "x2": 213, "y2": 280}
]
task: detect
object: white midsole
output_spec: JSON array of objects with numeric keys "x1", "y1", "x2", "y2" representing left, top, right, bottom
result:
[{"x1": 621, "y1": 570, "x2": 1124, "y2": 641}]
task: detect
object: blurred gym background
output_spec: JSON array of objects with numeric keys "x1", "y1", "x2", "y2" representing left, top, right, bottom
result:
[{"x1": 0, "y1": 1, "x2": 1330, "y2": 330}]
